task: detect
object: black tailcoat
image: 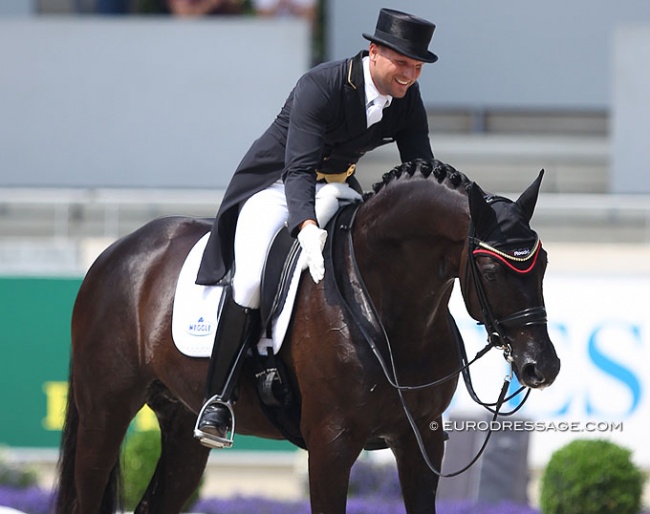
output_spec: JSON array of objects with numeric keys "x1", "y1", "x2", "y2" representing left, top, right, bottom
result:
[{"x1": 196, "y1": 50, "x2": 434, "y2": 285}]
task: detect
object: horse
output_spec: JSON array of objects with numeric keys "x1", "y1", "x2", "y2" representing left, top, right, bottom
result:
[{"x1": 55, "y1": 159, "x2": 560, "y2": 514}]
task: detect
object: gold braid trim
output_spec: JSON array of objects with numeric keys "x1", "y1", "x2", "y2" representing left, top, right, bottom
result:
[
  {"x1": 347, "y1": 60, "x2": 356, "y2": 89},
  {"x1": 476, "y1": 238, "x2": 540, "y2": 262}
]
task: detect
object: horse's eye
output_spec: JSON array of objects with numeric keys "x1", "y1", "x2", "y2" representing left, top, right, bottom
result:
[{"x1": 481, "y1": 266, "x2": 498, "y2": 282}]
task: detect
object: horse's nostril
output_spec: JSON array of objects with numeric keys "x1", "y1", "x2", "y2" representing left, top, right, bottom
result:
[{"x1": 522, "y1": 362, "x2": 545, "y2": 387}]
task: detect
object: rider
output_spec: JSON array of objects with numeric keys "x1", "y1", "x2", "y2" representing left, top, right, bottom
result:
[{"x1": 194, "y1": 8, "x2": 439, "y2": 449}]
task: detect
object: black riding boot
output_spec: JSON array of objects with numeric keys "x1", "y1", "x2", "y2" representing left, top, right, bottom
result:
[{"x1": 194, "y1": 287, "x2": 260, "y2": 449}]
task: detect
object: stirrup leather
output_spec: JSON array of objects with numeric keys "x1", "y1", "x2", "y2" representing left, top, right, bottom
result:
[{"x1": 193, "y1": 395, "x2": 236, "y2": 449}]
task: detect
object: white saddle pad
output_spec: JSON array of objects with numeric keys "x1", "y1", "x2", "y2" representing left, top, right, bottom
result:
[
  {"x1": 171, "y1": 233, "x2": 302, "y2": 357},
  {"x1": 171, "y1": 183, "x2": 362, "y2": 358}
]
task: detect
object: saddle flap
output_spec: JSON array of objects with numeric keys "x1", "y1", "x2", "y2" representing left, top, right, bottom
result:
[{"x1": 260, "y1": 227, "x2": 301, "y2": 333}]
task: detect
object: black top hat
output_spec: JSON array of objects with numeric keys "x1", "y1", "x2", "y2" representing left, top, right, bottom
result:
[{"x1": 363, "y1": 8, "x2": 438, "y2": 63}]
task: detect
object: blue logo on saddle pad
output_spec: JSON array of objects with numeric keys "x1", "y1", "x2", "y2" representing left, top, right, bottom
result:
[{"x1": 187, "y1": 316, "x2": 214, "y2": 337}]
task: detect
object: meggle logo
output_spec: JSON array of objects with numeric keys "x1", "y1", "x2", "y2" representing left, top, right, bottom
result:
[{"x1": 187, "y1": 316, "x2": 215, "y2": 336}]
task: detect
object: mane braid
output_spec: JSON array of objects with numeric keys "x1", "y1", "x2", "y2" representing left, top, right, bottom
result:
[{"x1": 365, "y1": 158, "x2": 471, "y2": 199}]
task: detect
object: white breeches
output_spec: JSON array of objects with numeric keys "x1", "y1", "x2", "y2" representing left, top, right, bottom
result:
[{"x1": 232, "y1": 179, "x2": 360, "y2": 308}]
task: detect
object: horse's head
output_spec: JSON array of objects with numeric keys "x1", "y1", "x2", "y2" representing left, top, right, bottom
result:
[{"x1": 460, "y1": 170, "x2": 560, "y2": 388}]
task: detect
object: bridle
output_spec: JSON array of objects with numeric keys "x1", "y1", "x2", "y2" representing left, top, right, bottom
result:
[
  {"x1": 457, "y1": 218, "x2": 548, "y2": 420},
  {"x1": 465, "y1": 221, "x2": 549, "y2": 364},
  {"x1": 329, "y1": 200, "x2": 549, "y2": 477}
]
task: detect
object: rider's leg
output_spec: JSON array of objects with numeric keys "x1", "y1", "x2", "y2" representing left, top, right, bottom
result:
[
  {"x1": 195, "y1": 180, "x2": 288, "y2": 448},
  {"x1": 231, "y1": 180, "x2": 289, "y2": 309},
  {"x1": 194, "y1": 285, "x2": 260, "y2": 448}
]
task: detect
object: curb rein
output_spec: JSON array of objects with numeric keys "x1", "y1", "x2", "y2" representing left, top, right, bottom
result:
[{"x1": 331, "y1": 204, "x2": 547, "y2": 478}]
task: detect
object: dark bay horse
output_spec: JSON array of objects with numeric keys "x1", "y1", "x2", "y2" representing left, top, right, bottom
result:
[{"x1": 56, "y1": 159, "x2": 560, "y2": 514}]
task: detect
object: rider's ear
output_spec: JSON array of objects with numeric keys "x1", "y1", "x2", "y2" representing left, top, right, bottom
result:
[{"x1": 516, "y1": 169, "x2": 544, "y2": 222}]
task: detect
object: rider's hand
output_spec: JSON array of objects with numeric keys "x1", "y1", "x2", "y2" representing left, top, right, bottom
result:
[{"x1": 297, "y1": 222, "x2": 328, "y2": 283}]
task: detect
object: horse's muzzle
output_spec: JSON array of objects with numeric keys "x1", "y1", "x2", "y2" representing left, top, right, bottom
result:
[{"x1": 518, "y1": 355, "x2": 561, "y2": 389}]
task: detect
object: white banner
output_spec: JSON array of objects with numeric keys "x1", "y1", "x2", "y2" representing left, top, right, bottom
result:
[{"x1": 448, "y1": 274, "x2": 650, "y2": 468}]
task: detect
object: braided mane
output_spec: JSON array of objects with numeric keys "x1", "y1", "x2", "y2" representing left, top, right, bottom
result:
[{"x1": 364, "y1": 158, "x2": 471, "y2": 200}]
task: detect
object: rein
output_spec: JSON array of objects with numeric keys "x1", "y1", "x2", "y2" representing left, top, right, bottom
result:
[{"x1": 330, "y1": 203, "x2": 539, "y2": 477}]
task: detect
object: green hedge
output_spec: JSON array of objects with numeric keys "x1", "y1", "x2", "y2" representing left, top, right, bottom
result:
[
  {"x1": 0, "y1": 452, "x2": 39, "y2": 489},
  {"x1": 539, "y1": 439, "x2": 645, "y2": 514},
  {"x1": 121, "y1": 430, "x2": 202, "y2": 511}
]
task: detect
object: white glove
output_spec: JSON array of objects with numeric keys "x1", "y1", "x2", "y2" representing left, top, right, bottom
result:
[{"x1": 297, "y1": 223, "x2": 328, "y2": 283}]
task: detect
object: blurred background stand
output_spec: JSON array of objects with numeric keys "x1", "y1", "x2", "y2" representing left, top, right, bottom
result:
[{"x1": 437, "y1": 414, "x2": 530, "y2": 505}]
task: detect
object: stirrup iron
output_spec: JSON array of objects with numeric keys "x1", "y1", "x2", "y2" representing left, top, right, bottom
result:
[{"x1": 193, "y1": 396, "x2": 236, "y2": 449}]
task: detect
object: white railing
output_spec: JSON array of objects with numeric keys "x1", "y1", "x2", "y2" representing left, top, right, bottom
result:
[
  {"x1": 0, "y1": 188, "x2": 225, "y2": 239},
  {"x1": 535, "y1": 193, "x2": 650, "y2": 243},
  {"x1": 0, "y1": 188, "x2": 649, "y2": 241}
]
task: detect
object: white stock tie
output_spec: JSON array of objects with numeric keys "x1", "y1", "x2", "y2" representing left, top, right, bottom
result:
[{"x1": 366, "y1": 97, "x2": 387, "y2": 128}]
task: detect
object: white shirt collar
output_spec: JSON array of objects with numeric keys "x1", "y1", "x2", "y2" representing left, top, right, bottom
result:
[{"x1": 362, "y1": 56, "x2": 392, "y2": 108}]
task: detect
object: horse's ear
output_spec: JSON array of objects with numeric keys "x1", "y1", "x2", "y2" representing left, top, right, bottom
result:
[
  {"x1": 468, "y1": 182, "x2": 493, "y2": 235},
  {"x1": 516, "y1": 169, "x2": 544, "y2": 222}
]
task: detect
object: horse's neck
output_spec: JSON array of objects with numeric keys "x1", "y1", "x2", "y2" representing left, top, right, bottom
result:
[
  {"x1": 353, "y1": 182, "x2": 468, "y2": 345},
  {"x1": 356, "y1": 180, "x2": 468, "y2": 272}
]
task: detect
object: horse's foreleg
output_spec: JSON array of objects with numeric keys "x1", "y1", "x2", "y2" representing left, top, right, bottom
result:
[
  {"x1": 391, "y1": 415, "x2": 445, "y2": 514},
  {"x1": 307, "y1": 441, "x2": 361, "y2": 514},
  {"x1": 135, "y1": 392, "x2": 210, "y2": 514},
  {"x1": 303, "y1": 416, "x2": 366, "y2": 514}
]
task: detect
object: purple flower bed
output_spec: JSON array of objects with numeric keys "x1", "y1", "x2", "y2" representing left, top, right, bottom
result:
[
  {"x1": 347, "y1": 459, "x2": 402, "y2": 499},
  {"x1": 0, "y1": 486, "x2": 54, "y2": 514},
  {"x1": 193, "y1": 497, "x2": 541, "y2": 514},
  {"x1": 0, "y1": 485, "x2": 540, "y2": 514},
  {"x1": 0, "y1": 457, "x2": 646, "y2": 514},
  {"x1": 192, "y1": 496, "x2": 308, "y2": 514},
  {"x1": 437, "y1": 501, "x2": 539, "y2": 514}
]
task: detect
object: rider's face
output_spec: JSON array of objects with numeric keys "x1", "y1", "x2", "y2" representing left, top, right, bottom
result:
[{"x1": 368, "y1": 43, "x2": 424, "y2": 98}]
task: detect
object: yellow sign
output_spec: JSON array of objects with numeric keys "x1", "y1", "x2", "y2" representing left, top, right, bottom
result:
[{"x1": 43, "y1": 381, "x2": 159, "y2": 432}]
